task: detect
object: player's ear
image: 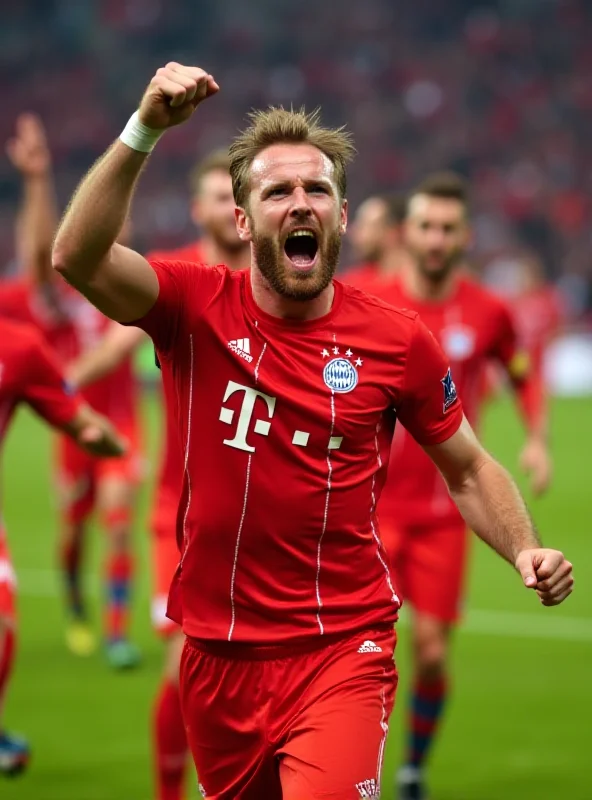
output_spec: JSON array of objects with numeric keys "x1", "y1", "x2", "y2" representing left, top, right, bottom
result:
[
  {"x1": 339, "y1": 198, "x2": 348, "y2": 236},
  {"x1": 190, "y1": 196, "x2": 202, "y2": 228},
  {"x1": 235, "y1": 206, "x2": 252, "y2": 242}
]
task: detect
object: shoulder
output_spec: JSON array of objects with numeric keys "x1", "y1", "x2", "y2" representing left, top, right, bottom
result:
[
  {"x1": 460, "y1": 277, "x2": 508, "y2": 313},
  {"x1": 338, "y1": 279, "x2": 418, "y2": 328},
  {"x1": 0, "y1": 317, "x2": 48, "y2": 364}
]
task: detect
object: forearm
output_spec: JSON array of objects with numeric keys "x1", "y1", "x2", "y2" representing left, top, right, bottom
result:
[
  {"x1": 450, "y1": 456, "x2": 541, "y2": 564},
  {"x1": 53, "y1": 141, "x2": 148, "y2": 287},
  {"x1": 18, "y1": 172, "x2": 58, "y2": 286},
  {"x1": 513, "y1": 370, "x2": 547, "y2": 442},
  {"x1": 69, "y1": 325, "x2": 145, "y2": 388}
]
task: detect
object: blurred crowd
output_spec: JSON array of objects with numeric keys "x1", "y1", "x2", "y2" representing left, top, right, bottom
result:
[{"x1": 1, "y1": 0, "x2": 591, "y2": 320}]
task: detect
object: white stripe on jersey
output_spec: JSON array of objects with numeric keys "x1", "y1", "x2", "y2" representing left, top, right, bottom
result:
[
  {"x1": 180, "y1": 335, "x2": 195, "y2": 567},
  {"x1": 371, "y1": 427, "x2": 400, "y2": 604},
  {"x1": 377, "y1": 681, "x2": 389, "y2": 788},
  {"x1": 228, "y1": 341, "x2": 268, "y2": 640},
  {"x1": 315, "y1": 390, "x2": 336, "y2": 635}
]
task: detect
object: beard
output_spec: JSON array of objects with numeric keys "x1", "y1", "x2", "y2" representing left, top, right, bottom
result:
[
  {"x1": 252, "y1": 228, "x2": 342, "y2": 302},
  {"x1": 415, "y1": 247, "x2": 463, "y2": 283}
]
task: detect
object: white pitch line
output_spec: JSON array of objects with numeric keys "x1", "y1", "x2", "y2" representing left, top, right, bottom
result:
[{"x1": 14, "y1": 568, "x2": 592, "y2": 643}]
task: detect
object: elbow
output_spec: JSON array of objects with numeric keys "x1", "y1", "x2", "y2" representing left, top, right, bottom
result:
[{"x1": 51, "y1": 241, "x2": 72, "y2": 278}]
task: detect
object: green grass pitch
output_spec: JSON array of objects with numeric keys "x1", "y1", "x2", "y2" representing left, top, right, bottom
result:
[{"x1": 2, "y1": 393, "x2": 591, "y2": 799}]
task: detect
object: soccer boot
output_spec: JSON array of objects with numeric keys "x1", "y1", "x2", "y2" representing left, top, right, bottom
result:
[
  {"x1": 0, "y1": 731, "x2": 30, "y2": 777},
  {"x1": 106, "y1": 639, "x2": 141, "y2": 670}
]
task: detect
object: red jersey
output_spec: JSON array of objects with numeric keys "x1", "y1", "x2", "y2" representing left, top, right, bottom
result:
[
  {"x1": 342, "y1": 262, "x2": 379, "y2": 290},
  {"x1": 0, "y1": 317, "x2": 81, "y2": 512},
  {"x1": 132, "y1": 261, "x2": 463, "y2": 644},
  {"x1": 510, "y1": 286, "x2": 563, "y2": 373},
  {"x1": 0, "y1": 278, "x2": 137, "y2": 425},
  {"x1": 146, "y1": 241, "x2": 206, "y2": 522},
  {"x1": 358, "y1": 274, "x2": 521, "y2": 526}
]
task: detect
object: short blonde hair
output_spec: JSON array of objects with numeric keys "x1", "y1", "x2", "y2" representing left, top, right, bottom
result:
[{"x1": 229, "y1": 107, "x2": 356, "y2": 207}]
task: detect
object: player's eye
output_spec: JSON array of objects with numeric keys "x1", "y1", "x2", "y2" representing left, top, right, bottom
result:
[
  {"x1": 266, "y1": 187, "x2": 288, "y2": 198},
  {"x1": 308, "y1": 185, "x2": 329, "y2": 195}
]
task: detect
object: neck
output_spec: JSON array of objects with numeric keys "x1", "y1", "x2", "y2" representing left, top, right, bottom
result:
[
  {"x1": 202, "y1": 237, "x2": 251, "y2": 272},
  {"x1": 250, "y1": 266, "x2": 335, "y2": 321},
  {"x1": 402, "y1": 262, "x2": 458, "y2": 301}
]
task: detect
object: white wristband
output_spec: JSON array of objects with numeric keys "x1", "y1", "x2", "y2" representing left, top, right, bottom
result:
[{"x1": 119, "y1": 111, "x2": 165, "y2": 153}]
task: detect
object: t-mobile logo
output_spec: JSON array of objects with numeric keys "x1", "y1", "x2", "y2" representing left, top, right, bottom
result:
[{"x1": 219, "y1": 380, "x2": 276, "y2": 453}]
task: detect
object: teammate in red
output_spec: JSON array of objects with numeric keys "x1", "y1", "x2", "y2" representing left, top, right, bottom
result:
[
  {"x1": 68, "y1": 150, "x2": 250, "y2": 800},
  {"x1": 2, "y1": 115, "x2": 142, "y2": 667},
  {"x1": 53, "y1": 63, "x2": 573, "y2": 800},
  {"x1": 348, "y1": 173, "x2": 553, "y2": 800},
  {"x1": 345, "y1": 193, "x2": 410, "y2": 288},
  {"x1": 0, "y1": 315, "x2": 124, "y2": 777}
]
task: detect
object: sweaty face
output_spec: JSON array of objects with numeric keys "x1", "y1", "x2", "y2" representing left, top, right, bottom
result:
[
  {"x1": 349, "y1": 198, "x2": 389, "y2": 262},
  {"x1": 236, "y1": 143, "x2": 347, "y2": 302},
  {"x1": 192, "y1": 170, "x2": 243, "y2": 252},
  {"x1": 404, "y1": 195, "x2": 469, "y2": 283}
]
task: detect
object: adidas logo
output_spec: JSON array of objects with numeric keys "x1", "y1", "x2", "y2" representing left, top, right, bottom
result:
[
  {"x1": 356, "y1": 778, "x2": 380, "y2": 797},
  {"x1": 228, "y1": 338, "x2": 253, "y2": 363},
  {"x1": 357, "y1": 640, "x2": 382, "y2": 654}
]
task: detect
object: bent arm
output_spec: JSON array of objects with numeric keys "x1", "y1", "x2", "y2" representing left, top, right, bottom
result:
[
  {"x1": 52, "y1": 140, "x2": 158, "y2": 323},
  {"x1": 69, "y1": 323, "x2": 147, "y2": 389},
  {"x1": 424, "y1": 416, "x2": 541, "y2": 565}
]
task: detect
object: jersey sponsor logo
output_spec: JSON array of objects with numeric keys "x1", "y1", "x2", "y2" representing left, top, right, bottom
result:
[
  {"x1": 441, "y1": 324, "x2": 476, "y2": 360},
  {"x1": 228, "y1": 337, "x2": 253, "y2": 363},
  {"x1": 441, "y1": 367, "x2": 458, "y2": 412},
  {"x1": 358, "y1": 639, "x2": 382, "y2": 653},
  {"x1": 356, "y1": 777, "x2": 380, "y2": 797},
  {"x1": 219, "y1": 381, "x2": 276, "y2": 453}
]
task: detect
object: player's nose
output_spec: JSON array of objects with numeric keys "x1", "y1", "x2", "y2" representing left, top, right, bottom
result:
[{"x1": 289, "y1": 187, "x2": 313, "y2": 217}]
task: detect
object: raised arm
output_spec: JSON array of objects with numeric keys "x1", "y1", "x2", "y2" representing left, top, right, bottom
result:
[
  {"x1": 52, "y1": 63, "x2": 219, "y2": 323},
  {"x1": 6, "y1": 114, "x2": 58, "y2": 287},
  {"x1": 424, "y1": 417, "x2": 572, "y2": 606},
  {"x1": 68, "y1": 323, "x2": 147, "y2": 389}
]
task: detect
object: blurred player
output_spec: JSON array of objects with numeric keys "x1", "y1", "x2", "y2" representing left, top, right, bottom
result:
[
  {"x1": 53, "y1": 64, "x2": 572, "y2": 800},
  {"x1": 2, "y1": 114, "x2": 143, "y2": 668},
  {"x1": 351, "y1": 172, "x2": 552, "y2": 800},
  {"x1": 345, "y1": 192, "x2": 410, "y2": 287},
  {"x1": 0, "y1": 314, "x2": 124, "y2": 777},
  {"x1": 69, "y1": 150, "x2": 249, "y2": 800}
]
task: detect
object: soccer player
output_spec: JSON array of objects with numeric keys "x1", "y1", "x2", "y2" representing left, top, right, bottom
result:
[
  {"x1": 68, "y1": 150, "x2": 249, "y2": 800},
  {"x1": 2, "y1": 114, "x2": 143, "y2": 667},
  {"x1": 0, "y1": 314, "x2": 124, "y2": 776},
  {"x1": 345, "y1": 193, "x2": 410, "y2": 287},
  {"x1": 349, "y1": 172, "x2": 553, "y2": 800},
  {"x1": 52, "y1": 63, "x2": 573, "y2": 800}
]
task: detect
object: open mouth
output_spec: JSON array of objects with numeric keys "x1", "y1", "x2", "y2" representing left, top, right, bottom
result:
[{"x1": 284, "y1": 229, "x2": 319, "y2": 270}]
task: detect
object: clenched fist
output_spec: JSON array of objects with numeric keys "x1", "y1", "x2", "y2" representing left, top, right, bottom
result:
[
  {"x1": 515, "y1": 548, "x2": 574, "y2": 606},
  {"x1": 138, "y1": 63, "x2": 219, "y2": 130},
  {"x1": 6, "y1": 113, "x2": 51, "y2": 177}
]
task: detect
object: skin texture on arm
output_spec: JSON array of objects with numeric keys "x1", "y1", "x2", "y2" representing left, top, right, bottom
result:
[
  {"x1": 68, "y1": 323, "x2": 147, "y2": 389},
  {"x1": 7, "y1": 114, "x2": 58, "y2": 288},
  {"x1": 424, "y1": 416, "x2": 573, "y2": 606},
  {"x1": 62, "y1": 403, "x2": 127, "y2": 458},
  {"x1": 52, "y1": 64, "x2": 219, "y2": 323}
]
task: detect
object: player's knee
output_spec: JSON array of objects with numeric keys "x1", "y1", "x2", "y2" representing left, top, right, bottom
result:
[{"x1": 414, "y1": 633, "x2": 448, "y2": 679}]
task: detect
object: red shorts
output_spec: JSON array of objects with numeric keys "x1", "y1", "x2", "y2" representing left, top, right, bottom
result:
[
  {"x1": 381, "y1": 517, "x2": 469, "y2": 623},
  {"x1": 56, "y1": 418, "x2": 144, "y2": 524},
  {"x1": 180, "y1": 626, "x2": 398, "y2": 799},
  {"x1": 0, "y1": 534, "x2": 16, "y2": 622}
]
